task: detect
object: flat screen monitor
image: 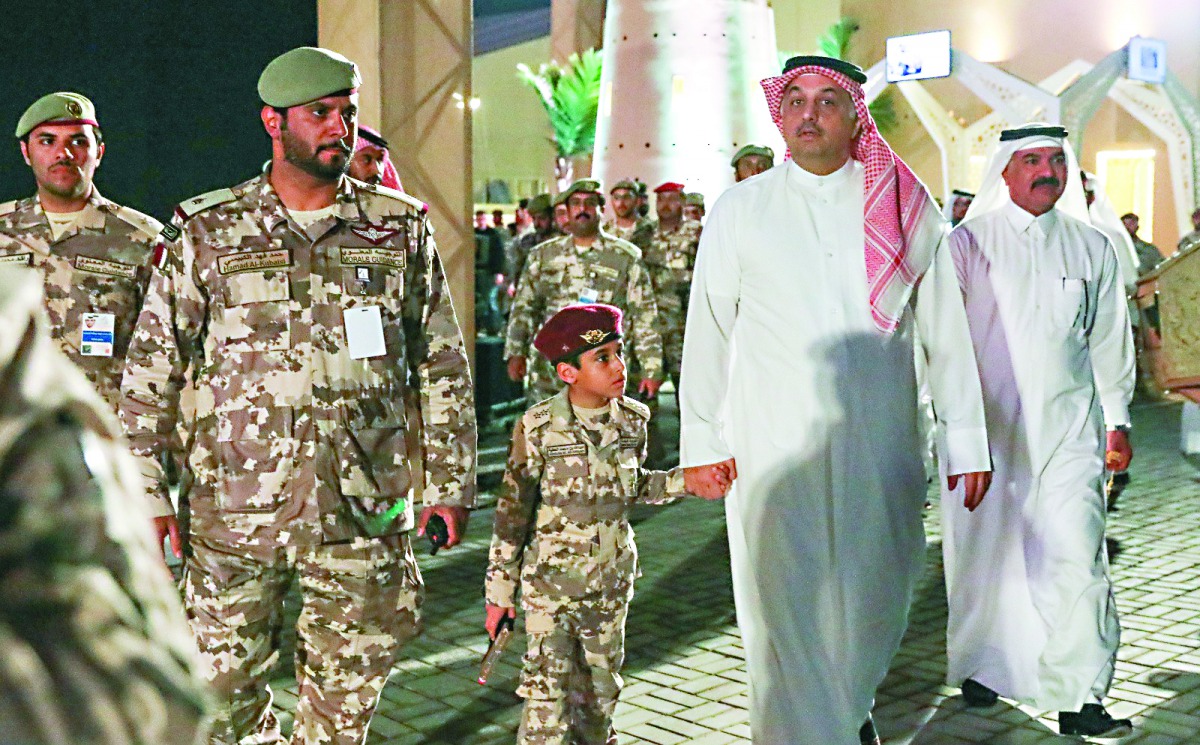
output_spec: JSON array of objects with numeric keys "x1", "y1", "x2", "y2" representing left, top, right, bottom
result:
[
  {"x1": 1127, "y1": 37, "x2": 1167, "y2": 84},
  {"x1": 886, "y1": 30, "x2": 952, "y2": 83}
]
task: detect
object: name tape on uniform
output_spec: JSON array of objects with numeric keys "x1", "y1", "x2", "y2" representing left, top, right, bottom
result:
[
  {"x1": 0, "y1": 253, "x2": 32, "y2": 266},
  {"x1": 340, "y1": 247, "x2": 405, "y2": 269},
  {"x1": 619, "y1": 436, "x2": 640, "y2": 449},
  {"x1": 75, "y1": 255, "x2": 137, "y2": 279},
  {"x1": 545, "y1": 443, "x2": 587, "y2": 458},
  {"x1": 217, "y1": 249, "x2": 291, "y2": 275}
]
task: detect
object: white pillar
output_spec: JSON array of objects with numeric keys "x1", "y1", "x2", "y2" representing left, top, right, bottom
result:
[{"x1": 593, "y1": 0, "x2": 784, "y2": 205}]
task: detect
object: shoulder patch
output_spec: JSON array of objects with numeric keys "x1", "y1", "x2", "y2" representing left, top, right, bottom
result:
[
  {"x1": 176, "y1": 188, "x2": 237, "y2": 220},
  {"x1": 159, "y1": 223, "x2": 181, "y2": 242},
  {"x1": 617, "y1": 396, "x2": 651, "y2": 420},
  {"x1": 359, "y1": 181, "x2": 428, "y2": 214},
  {"x1": 523, "y1": 401, "x2": 553, "y2": 430},
  {"x1": 110, "y1": 204, "x2": 164, "y2": 240}
]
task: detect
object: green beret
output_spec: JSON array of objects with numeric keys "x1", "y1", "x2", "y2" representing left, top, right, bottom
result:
[
  {"x1": 15, "y1": 92, "x2": 98, "y2": 139},
  {"x1": 258, "y1": 47, "x2": 361, "y2": 108},
  {"x1": 561, "y1": 179, "x2": 602, "y2": 202},
  {"x1": 684, "y1": 192, "x2": 705, "y2": 207},
  {"x1": 730, "y1": 144, "x2": 776, "y2": 168},
  {"x1": 528, "y1": 193, "x2": 552, "y2": 215},
  {"x1": 610, "y1": 179, "x2": 638, "y2": 194},
  {"x1": 553, "y1": 191, "x2": 569, "y2": 207}
]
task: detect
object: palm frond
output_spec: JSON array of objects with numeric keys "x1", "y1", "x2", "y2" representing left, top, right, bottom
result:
[
  {"x1": 817, "y1": 17, "x2": 860, "y2": 61},
  {"x1": 516, "y1": 48, "x2": 604, "y2": 159}
]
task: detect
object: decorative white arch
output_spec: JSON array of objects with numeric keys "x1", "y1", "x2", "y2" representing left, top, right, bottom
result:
[{"x1": 864, "y1": 45, "x2": 1200, "y2": 234}]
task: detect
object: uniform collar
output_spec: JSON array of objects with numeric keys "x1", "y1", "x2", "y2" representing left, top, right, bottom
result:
[
  {"x1": 14, "y1": 188, "x2": 110, "y2": 242},
  {"x1": 786, "y1": 156, "x2": 857, "y2": 190},
  {"x1": 252, "y1": 170, "x2": 363, "y2": 237},
  {"x1": 548, "y1": 387, "x2": 628, "y2": 450}
]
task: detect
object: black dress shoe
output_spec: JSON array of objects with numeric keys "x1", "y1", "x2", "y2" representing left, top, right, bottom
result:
[
  {"x1": 859, "y1": 715, "x2": 881, "y2": 745},
  {"x1": 1059, "y1": 704, "x2": 1133, "y2": 738},
  {"x1": 961, "y1": 678, "x2": 999, "y2": 708}
]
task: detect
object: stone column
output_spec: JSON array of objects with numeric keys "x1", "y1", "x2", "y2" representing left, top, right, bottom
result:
[{"x1": 319, "y1": 0, "x2": 476, "y2": 351}]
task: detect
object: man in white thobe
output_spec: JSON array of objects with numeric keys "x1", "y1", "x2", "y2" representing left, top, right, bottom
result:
[
  {"x1": 679, "y1": 55, "x2": 992, "y2": 745},
  {"x1": 942, "y1": 124, "x2": 1135, "y2": 738}
]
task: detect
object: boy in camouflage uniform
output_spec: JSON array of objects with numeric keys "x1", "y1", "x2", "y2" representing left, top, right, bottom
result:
[{"x1": 485, "y1": 304, "x2": 726, "y2": 744}]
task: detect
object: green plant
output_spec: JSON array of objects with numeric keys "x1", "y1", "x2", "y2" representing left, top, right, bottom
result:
[
  {"x1": 517, "y1": 48, "x2": 603, "y2": 190},
  {"x1": 817, "y1": 17, "x2": 859, "y2": 60}
]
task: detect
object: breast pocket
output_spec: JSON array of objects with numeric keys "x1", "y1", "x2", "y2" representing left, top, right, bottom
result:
[
  {"x1": 1044, "y1": 276, "x2": 1086, "y2": 330},
  {"x1": 220, "y1": 271, "x2": 291, "y2": 351}
]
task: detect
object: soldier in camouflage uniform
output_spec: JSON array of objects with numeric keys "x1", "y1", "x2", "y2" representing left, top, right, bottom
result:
[
  {"x1": 0, "y1": 92, "x2": 171, "y2": 416},
  {"x1": 118, "y1": 47, "x2": 476, "y2": 745},
  {"x1": 731, "y1": 143, "x2": 775, "y2": 182},
  {"x1": 485, "y1": 304, "x2": 722, "y2": 745},
  {"x1": 601, "y1": 179, "x2": 653, "y2": 253},
  {"x1": 644, "y1": 182, "x2": 702, "y2": 387},
  {"x1": 0, "y1": 267, "x2": 209, "y2": 745},
  {"x1": 509, "y1": 192, "x2": 558, "y2": 288},
  {"x1": 683, "y1": 192, "x2": 705, "y2": 223},
  {"x1": 505, "y1": 179, "x2": 663, "y2": 407}
]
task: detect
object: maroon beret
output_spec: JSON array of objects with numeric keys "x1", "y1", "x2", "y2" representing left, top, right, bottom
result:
[
  {"x1": 654, "y1": 182, "x2": 686, "y2": 194},
  {"x1": 533, "y1": 303, "x2": 624, "y2": 363}
]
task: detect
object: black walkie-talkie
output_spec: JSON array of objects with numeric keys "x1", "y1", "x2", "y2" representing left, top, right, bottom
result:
[{"x1": 427, "y1": 514, "x2": 450, "y2": 555}]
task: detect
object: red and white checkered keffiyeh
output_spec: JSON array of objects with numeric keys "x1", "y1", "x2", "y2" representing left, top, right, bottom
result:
[{"x1": 762, "y1": 65, "x2": 935, "y2": 333}]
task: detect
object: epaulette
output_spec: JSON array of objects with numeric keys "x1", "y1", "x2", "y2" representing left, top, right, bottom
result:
[
  {"x1": 605, "y1": 233, "x2": 643, "y2": 260},
  {"x1": 175, "y1": 187, "x2": 238, "y2": 221},
  {"x1": 0, "y1": 199, "x2": 20, "y2": 217},
  {"x1": 357, "y1": 181, "x2": 428, "y2": 214},
  {"x1": 617, "y1": 396, "x2": 651, "y2": 421},
  {"x1": 109, "y1": 204, "x2": 164, "y2": 241},
  {"x1": 523, "y1": 399, "x2": 554, "y2": 430}
]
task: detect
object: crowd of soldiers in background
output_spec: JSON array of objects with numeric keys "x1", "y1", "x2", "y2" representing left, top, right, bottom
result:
[{"x1": 473, "y1": 144, "x2": 778, "y2": 462}]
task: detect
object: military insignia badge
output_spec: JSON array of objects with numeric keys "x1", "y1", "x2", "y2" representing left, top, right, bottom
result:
[
  {"x1": 66, "y1": 100, "x2": 83, "y2": 117},
  {"x1": 351, "y1": 222, "x2": 401, "y2": 245},
  {"x1": 580, "y1": 329, "x2": 608, "y2": 344}
]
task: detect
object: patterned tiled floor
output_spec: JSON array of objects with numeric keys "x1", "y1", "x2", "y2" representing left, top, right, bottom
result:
[{"x1": 266, "y1": 398, "x2": 1200, "y2": 743}]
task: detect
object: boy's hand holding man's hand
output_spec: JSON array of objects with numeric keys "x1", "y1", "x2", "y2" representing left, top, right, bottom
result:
[{"x1": 684, "y1": 458, "x2": 737, "y2": 500}]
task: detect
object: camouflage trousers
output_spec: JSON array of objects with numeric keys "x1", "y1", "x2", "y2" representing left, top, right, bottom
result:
[
  {"x1": 186, "y1": 533, "x2": 423, "y2": 745},
  {"x1": 517, "y1": 591, "x2": 633, "y2": 745}
]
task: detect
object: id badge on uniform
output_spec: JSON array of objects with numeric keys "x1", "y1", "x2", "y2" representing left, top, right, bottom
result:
[
  {"x1": 343, "y1": 305, "x2": 387, "y2": 359},
  {"x1": 80, "y1": 312, "x2": 115, "y2": 357},
  {"x1": 578, "y1": 287, "x2": 599, "y2": 304}
]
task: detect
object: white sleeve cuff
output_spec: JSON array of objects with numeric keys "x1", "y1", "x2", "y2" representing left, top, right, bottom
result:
[
  {"x1": 939, "y1": 424, "x2": 991, "y2": 476},
  {"x1": 1101, "y1": 399, "x2": 1131, "y2": 430},
  {"x1": 679, "y1": 421, "x2": 734, "y2": 468}
]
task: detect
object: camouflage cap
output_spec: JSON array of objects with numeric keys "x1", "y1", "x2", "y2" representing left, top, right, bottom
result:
[
  {"x1": 610, "y1": 178, "x2": 638, "y2": 194},
  {"x1": 561, "y1": 178, "x2": 603, "y2": 202},
  {"x1": 730, "y1": 144, "x2": 775, "y2": 168},
  {"x1": 684, "y1": 192, "x2": 705, "y2": 207},
  {"x1": 258, "y1": 47, "x2": 361, "y2": 108},
  {"x1": 527, "y1": 193, "x2": 553, "y2": 215},
  {"x1": 15, "y1": 92, "x2": 98, "y2": 139}
]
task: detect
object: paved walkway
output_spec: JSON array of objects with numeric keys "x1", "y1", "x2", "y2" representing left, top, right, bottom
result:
[{"x1": 267, "y1": 398, "x2": 1200, "y2": 743}]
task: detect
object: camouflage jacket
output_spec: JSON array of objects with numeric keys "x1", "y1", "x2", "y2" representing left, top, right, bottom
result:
[
  {"x1": 485, "y1": 389, "x2": 686, "y2": 606},
  {"x1": 0, "y1": 190, "x2": 165, "y2": 412},
  {"x1": 643, "y1": 219, "x2": 702, "y2": 320},
  {"x1": 508, "y1": 226, "x2": 559, "y2": 286},
  {"x1": 0, "y1": 268, "x2": 208, "y2": 744},
  {"x1": 119, "y1": 173, "x2": 476, "y2": 551},
  {"x1": 503, "y1": 232, "x2": 663, "y2": 380},
  {"x1": 602, "y1": 217, "x2": 654, "y2": 253}
]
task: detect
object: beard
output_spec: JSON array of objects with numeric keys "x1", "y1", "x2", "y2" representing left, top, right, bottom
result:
[{"x1": 281, "y1": 129, "x2": 350, "y2": 181}]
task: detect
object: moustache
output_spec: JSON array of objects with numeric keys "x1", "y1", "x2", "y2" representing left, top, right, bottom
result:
[
  {"x1": 794, "y1": 124, "x2": 822, "y2": 136},
  {"x1": 319, "y1": 143, "x2": 352, "y2": 156},
  {"x1": 1032, "y1": 176, "x2": 1061, "y2": 189}
]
